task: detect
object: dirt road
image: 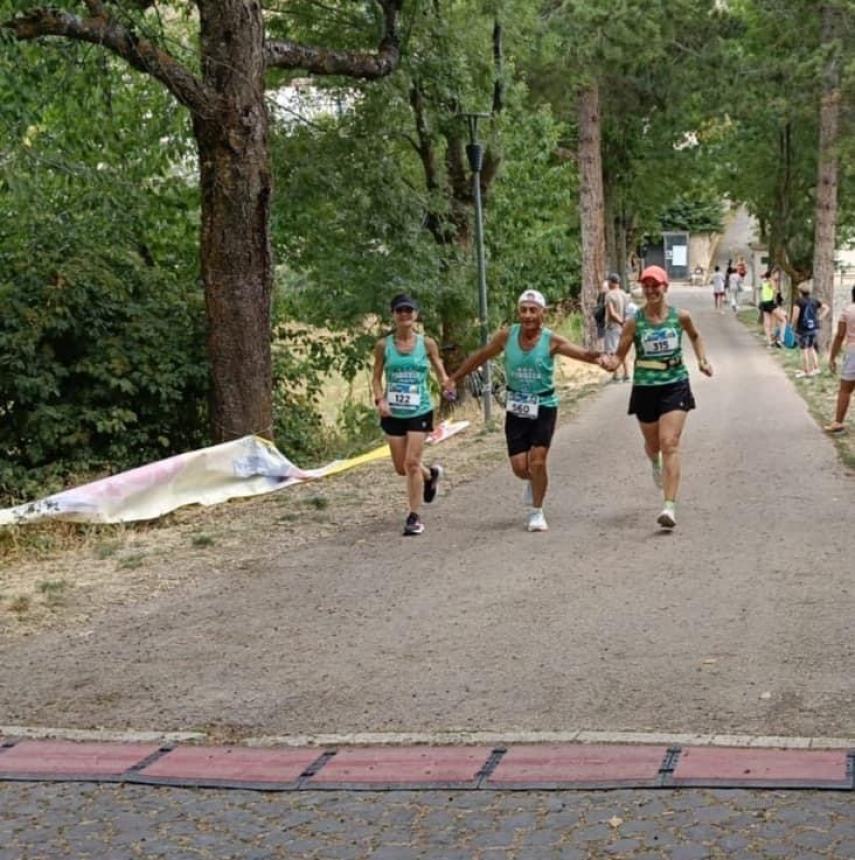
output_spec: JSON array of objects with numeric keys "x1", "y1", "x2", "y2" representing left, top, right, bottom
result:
[{"x1": 1, "y1": 287, "x2": 852, "y2": 739}]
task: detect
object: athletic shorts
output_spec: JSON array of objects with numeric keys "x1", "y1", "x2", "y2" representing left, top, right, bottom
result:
[
  {"x1": 604, "y1": 327, "x2": 622, "y2": 354},
  {"x1": 797, "y1": 332, "x2": 818, "y2": 350},
  {"x1": 629, "y1": 380, "x2": 696, "y2": 424},
  {"x1": 505, "y1": 406, "x2": 557, "y2": 457},
  {"x1": 381, "y1": 410, "x2": 434, "y2": 436},
  {"x1": 759, "y1": 300, "x2": 776, "y2": 314},
  {"x1": 842, "y1": 349, "x2": 855, "y2": 382}
]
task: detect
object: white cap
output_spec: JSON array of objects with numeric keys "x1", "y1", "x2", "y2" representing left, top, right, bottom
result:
[{"x1": 517, "y1": 289, "x2": 546, "y2": 308}]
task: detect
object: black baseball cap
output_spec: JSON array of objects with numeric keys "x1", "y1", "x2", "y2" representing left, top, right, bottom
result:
[
  {"x1": 607, "y1": 272, "x2": 621, "y2": 284},
  {"x1": 390, "y1": 293, "x2": 418, "y2": 312}
]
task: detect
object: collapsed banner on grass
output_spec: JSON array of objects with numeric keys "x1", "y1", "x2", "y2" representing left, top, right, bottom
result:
[{"x1": 0, "y1": 421, "x2": 469, "y2": 527}]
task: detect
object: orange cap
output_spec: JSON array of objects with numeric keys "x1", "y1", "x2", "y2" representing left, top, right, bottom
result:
[{"x1": 640, "y1": 265, "x2": 668, "y2": 285}]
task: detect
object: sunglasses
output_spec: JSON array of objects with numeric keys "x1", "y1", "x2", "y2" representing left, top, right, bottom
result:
[{"x1": 394, "y1": 306, "x2": 415, "y2": 314}]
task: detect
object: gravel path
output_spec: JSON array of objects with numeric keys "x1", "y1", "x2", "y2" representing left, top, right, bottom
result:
[{"x1": 0, "y1": 287, "x2": 851, "y2": 740}]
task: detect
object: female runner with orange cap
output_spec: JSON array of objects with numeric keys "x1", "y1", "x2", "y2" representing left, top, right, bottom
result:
[{"x1": 603, "y1": 265, "x2": 713, "y2": 528}]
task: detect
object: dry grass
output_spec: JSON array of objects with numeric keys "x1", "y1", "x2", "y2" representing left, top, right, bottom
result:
[{"x1": 0, "y1": 349, "x2": 608, "y2": 641}]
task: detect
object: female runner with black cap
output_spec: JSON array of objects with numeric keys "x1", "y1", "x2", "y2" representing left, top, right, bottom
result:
[{"x1": 372, "y1": 293, "x2": 451, "y2": 536}]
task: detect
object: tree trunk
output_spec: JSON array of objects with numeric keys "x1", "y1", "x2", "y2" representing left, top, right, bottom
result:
[
  {"x1": 577, "y1": 82, "x2": 606, "y2": 348},
  {"x1": 195, "y1": 1, "x2": 273, "y2": 442},
  {"x1": 812, "y1": 2, "x2": 842, "y2": 350}
]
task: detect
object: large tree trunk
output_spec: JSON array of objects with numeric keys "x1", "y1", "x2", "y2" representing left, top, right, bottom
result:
[
  {"x1": 577, "y1": 82, "x2": 606, "y2": 348},
  {"x1": 195, "y1": 0, "x2": 273, "y2": 442},
  {"x1": 812, "y1": 2, "x2": 842, "y2": 350}
]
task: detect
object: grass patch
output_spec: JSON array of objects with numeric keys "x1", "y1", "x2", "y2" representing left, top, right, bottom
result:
[
  {"x1": 305, "y1": 495, "x2": 329, "y2": 510},
  {"x1": 191, "y1": 533, "x2": 215, "y2": 548},
  {"x1": 737, "y1": 309, "x2": 855, "y2": 469},
  {"x1": 94, "y1": 539, "x2": 122, "y2": 559},
  {"x1": 117, "y1": 552, "x2": 146, "y2": 570},
  {"x1": 37, "y1": 579, "x2": 70, "y2": 607},
  {"x1": 7, "y1": 595, "x2": 30, "y2": 615}
]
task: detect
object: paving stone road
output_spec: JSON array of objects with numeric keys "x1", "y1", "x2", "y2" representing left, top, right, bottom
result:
[{"x1": 3, "y1": 782, "x2": 855, "y2": 858}]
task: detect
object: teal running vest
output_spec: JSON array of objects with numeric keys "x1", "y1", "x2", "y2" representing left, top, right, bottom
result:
[
  {"x1": 633, "y1": 306, "x2": 688, "y2": 386},
  {"x1": 384, "y1": 334, "x2": 433, "y2": 418},
  {"x1": 504, "y1": 324, "x2": 559, "y2": 408}
]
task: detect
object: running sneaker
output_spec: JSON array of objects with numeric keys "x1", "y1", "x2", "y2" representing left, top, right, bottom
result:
[
  {"x1": 522, "y1": 480, "x2": 533, "y2": 506},
  {"x1": 795, "y1": 371, "x2": 808, "y2": 379},
  {"x1": 809, "y1": 368, "x2": 822, "y2": 377},
  {"x1": 423, "y1": 464, "x2": 443, "y2": 503},
  {"x1": 824, "y1": 423, "x2": 847, "y2": 435},
  {"x1": 403, "y1": 512, "x2": 425, "y2": 536},
  {"x1": 527, "y1": 509, "x2": 548, "y2": 532},
  {"x1": 651, "y1": 453, "x2": 663, "y2": 489},
  {"x1": 657, "y1": 507, "x2": 676, "y2": 529}
]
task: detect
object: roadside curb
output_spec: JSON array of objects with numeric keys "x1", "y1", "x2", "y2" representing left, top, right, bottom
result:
[{"x1": 2, "y1": 734, "x2": 854, "y2": 792}]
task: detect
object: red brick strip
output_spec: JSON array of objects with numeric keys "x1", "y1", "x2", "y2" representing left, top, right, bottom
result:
[
  {"x1": 485, "y1": 744, "x2": 668, "y2": 789},
  {"x1": 0, "y1": 740, "x2": 160, "y2": 782},
  {"x1": 305, "y1": 745, "x2": 492, "y2": 790},
  {"x1": 0, "y1": 739, "x2": 853, "y2": 791},
  {"x1": 128, "y1": 745, "x2": 324, "y2": 790},
  {"x1": 671, "y1": 746, "x2": 851, "y2": 789}
]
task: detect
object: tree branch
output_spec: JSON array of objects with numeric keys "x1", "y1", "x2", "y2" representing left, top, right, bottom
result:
[
  {"x1": 265, "y1": 0, "x2": 402, "y2": 79},
  {"x1": 4, "y1": 7, "x2": 215, "y2": 115}
]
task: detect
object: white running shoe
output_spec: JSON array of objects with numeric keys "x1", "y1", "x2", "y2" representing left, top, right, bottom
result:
[
  {"x1": 522, "y1": 481, "x2": 533, "y2": 506},
  {"x1": 651, "y1": 454, "x2": 663, "y2": 489},
  {"x1": 657, "y1": 507, "x2": 676, "y2": 529},
  {"x1": 527, "y1": 509, "x2": 548, "y2": 532},
  {"x1": 795, "y1": 371, "x2": 808, "y2": 379},
  {"x1": 809, "y1": 368, "x2": 822, "y2": 377}
]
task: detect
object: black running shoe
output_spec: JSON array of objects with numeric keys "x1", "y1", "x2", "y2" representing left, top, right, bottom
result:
[
  {"x1": 403, "y1": 512, "x2": 424, "y2": 536},
  {"x1": 423, "y1": 464, "x2": 443, "y2": 504}
]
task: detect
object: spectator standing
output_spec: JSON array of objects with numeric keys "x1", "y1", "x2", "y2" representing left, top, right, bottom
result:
[
  {"x1": 790, "y1": 280, "x2": 829, "y2": 378},
  {"x1": 825, "y1": 286, "x2": 855, "y2": 434},
  {"x1": 711, "y1": 265, "x2": 726, "y2": 313},
  {"x1": 604, "y1": 273, "x2": 629, "y2": 382},
  {"x1": 727, "y1": 266, "x2": 742, "y2": 312}
]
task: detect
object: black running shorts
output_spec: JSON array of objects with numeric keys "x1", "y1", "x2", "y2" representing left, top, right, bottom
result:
[
  {"x1": 505, "y1": 406, "x2": 558, "y2": 457},
  {"x1": 380, "y1": 410, "x2": 434, "y2": 436},
  {"x1": 628, "y1": 380, "x2": 695, "y2": 424}
]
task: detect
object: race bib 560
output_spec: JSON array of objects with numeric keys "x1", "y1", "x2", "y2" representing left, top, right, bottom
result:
[{"x1": 507, "y1": 391, "x2": 539, "y2": 419}]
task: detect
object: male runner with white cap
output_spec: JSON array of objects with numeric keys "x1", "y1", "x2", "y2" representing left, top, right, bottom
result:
[{"x1": 445, "y1": 289, "x2": 606, "y2": 532}]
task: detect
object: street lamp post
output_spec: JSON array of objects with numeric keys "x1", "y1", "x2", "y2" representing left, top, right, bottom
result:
[{"x1": 461, "y1": 111, "x2": 492, "y2": 422}]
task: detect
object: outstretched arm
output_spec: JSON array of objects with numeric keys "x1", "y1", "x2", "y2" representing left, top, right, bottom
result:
[
  {"x1": 550, "y1": 334, "x2": 603, "y2": 365},
  {"x1": 679, "y1": 310, "x2": 713, "y2": 376},
  {"x1": 449, "y1": 330, "x2": 509, "y2": 385},
  {"x1": 600, "y1": 319, "x2": 637, "y2": 371},
  {"x1": 425, "y1": 336, "x2": 451, "y2": 389}
]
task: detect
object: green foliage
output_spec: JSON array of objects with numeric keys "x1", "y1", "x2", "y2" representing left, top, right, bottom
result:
[
  {"x1": 660, "y1": 195, "x2": 724, "y2": 233},
  {"x1": 0, "y1": 43, "x2": 206, "y2": 504}
]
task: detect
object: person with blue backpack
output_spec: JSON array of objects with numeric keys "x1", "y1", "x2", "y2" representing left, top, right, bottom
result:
[{"x1": 790, "y1": 280, "x2": 830, "y2": 378}]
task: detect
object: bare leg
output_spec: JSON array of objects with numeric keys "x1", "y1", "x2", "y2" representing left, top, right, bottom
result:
[
  {"x1": 658, "y1": 410, "x2": 688, "y2": 502},
  {"x1": 638, "y1": 419, "x2": 661, "y2": 463},
  {"x1": 387, "y1": 435, "x2": 407, "y2": 477},
  {"x1": 833, "y1": 380, "x2": 855, "y2": 424},
  {"x1": 528, "y1": 446, "x2": 549, "y2": 507},
  {"x1": 509, "y1": 451, "x2": 531, "y2": 482},
  {"x1": 763, "y1": 312, "x2": 772, "y2": 344},
  {"x1": 403, "y1": 431, "x2": 430, "y2": 513}
]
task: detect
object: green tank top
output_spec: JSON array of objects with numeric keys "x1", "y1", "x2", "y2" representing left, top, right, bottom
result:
[
  {"x1": 504, "y1": 324, "x2": 559, "y2": 408},
  {"x1": 633, "y1": 306, "x2": 689, "y2": 386},
  {"x1": 761, "y1": 279, "x2": 774, "y2": 302},
  {"x1": 384, "y1": 334, "x2": 433, "y2": 418}
]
